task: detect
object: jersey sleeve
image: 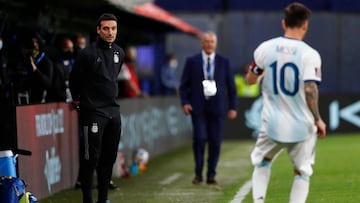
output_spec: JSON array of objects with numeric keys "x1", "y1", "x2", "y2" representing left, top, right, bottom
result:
[
  {"x1": 251, "y1": 42, "x2": 268, "y2": 75},
  {"x1": 302, "y1": 49, "x2": 322, "y2": 83}
]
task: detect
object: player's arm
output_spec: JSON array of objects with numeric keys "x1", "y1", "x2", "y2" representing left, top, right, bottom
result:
[
  {"x1": 304, "y1": 81, "x2": 321, "y2": 120},
  {"x1": 246, "y1": 62, "x2": 264, "y2": 85},
  {"x1": 305, "y1": 81, "x2": 326, "y2": 138}
]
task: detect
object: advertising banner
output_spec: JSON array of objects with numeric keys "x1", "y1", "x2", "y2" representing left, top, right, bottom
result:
[
  {"x1": 224, "y1": 95, "x2": 360, "y2": 139},
  {"x1": 16, "y1": 102, "x2": 79, "y2": 199},
  {"x1": 112, "y1": 97, "x2": 192, "y2": 176}
]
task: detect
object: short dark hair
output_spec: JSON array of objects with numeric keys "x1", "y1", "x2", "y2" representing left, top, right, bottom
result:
[
  {"x1": 96, "y1": 13, "x2": 118, "y2": 27},
  {"x1": 32, "y1": 32, "x2": 46, "y2": 52},
  {"x1": 284, "y1": 2, "x2": 311, "y2": 28}
]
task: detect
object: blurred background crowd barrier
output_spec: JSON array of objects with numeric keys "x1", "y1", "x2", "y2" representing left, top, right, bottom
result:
[{"x1": 14, "y1": 97, "x2": 192, "y2": 199}]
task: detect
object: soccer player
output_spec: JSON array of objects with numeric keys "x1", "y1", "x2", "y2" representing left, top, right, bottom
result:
[{"x1": 246, "y1": 2, "x2": 327, "y2": 203}]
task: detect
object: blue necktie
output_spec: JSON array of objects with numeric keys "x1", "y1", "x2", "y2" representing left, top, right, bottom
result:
[{"x1": 206, "y1": 57, "x2": 211, "y2": 79}]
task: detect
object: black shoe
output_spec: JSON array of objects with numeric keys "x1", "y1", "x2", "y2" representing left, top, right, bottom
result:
[
  {"x1": 206, "y1": 178, "x2": 218, "y2": 185},
  {"x1": 96, "y1": 200, "x2": 111, "y2": 203},
  {"x1": 109, "y1": 180, "x2": 119, "y2": 190},
  {"x1": 192, "y1": 177, "x2": 203, "y2": 185},
  {"x1": 74, "y1": 181, "x2": 81, "y2": 189}
]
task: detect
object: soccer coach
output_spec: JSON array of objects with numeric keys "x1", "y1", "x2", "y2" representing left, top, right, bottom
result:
[{"x1": 69, "y1": 13, "x2": 124, "y2": 203}]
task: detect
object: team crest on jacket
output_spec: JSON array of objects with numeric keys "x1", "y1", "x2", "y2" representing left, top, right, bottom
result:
[
  {"x1": 91, "y1": 123, "x2": 98, "y2": 133},
  {"x1": 114, "y1": 52, "x2": 119, "y2": 63}
]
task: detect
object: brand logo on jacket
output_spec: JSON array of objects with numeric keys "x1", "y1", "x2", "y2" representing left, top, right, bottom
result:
[{"x1": 114, "y1": 52, "x2": 119, "y2": 63}]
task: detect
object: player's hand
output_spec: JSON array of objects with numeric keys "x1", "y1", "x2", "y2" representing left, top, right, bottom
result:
[
  {"x1": 182, "y1": 104, "x2": 192, "y2": 115},
  {"x1": 315, "y1": 118, "x2": 326, "y2": 139}
]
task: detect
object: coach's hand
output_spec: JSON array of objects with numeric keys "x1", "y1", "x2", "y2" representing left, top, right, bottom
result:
[
  {"x1": 182, "y1": 104, "x2": 192, "y2": 115},
  {"x1": 71, "y1": 101, "x2": 80, "y2": 112},
  {"x1": 227, "y1": 110, "x2": 237, "y2": 120}
]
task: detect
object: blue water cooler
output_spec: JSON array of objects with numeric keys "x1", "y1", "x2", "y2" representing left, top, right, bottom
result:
[{"x1": 0, "y1": 150, "x2": 17, "y2": 177}]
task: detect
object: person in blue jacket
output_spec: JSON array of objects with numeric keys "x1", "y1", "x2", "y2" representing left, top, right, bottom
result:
[{"x1": 179, "y1": 31, "x2": 238, "y2": 185}]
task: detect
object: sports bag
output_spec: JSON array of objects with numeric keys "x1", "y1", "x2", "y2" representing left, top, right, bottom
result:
[
  {"x1": 19, "y1": 191, "x2": 37, "y2": 203},
  {"x1": 0, "y1": 176, "x2": 37, "y2": 203}
]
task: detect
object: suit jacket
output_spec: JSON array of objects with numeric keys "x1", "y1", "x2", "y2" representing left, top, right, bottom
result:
[{"x1": 179, "y1": 53, "x2": 237, "y2": 117}]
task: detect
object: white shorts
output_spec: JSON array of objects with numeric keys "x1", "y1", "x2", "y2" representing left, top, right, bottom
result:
[{"x1": 251, "y1": 131, "x2": 317, "y2": 177}]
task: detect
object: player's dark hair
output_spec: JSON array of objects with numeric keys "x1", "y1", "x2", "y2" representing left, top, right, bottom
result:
[
  {"x1": 96, "y1": 13, "x2": 118, "y2": 27},
  {"x1": 284, "y1": 2, "x2": 311, "y2": 28}
]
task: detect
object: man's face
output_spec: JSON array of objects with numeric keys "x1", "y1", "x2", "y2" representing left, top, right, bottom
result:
[
  {"x1": 32, "y1": 38, "x2": 40, "y2": 50},
  {"x1": 97, "y1": 20, "x2": 117, "y2": 44},
  {"x1": 201, "y1": 33, "x2": 217, "y2": 55},
  {"x1": 77, "y1": 37, "x2": 86, "y2": 49},
  {"x1": 63, "y1": 39, "x2": 74, "y2": 53}
]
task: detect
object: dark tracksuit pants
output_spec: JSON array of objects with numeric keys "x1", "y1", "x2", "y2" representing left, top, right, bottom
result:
[{"x1": 79, "y1": 112, "x2": 121, "y2": 203}]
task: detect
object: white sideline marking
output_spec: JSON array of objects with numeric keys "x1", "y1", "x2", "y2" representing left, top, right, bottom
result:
[
  {"x1": 159, "y1": 173, "x2": 183, "y2": 185},
  {"x1": 229, "y1": 180, "x2": 252, "y2": 203}
]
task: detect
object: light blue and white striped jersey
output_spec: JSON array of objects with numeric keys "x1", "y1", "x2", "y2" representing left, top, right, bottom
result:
[{"x1": 254, "y1": 36, "x2": 322, "y2": 143}]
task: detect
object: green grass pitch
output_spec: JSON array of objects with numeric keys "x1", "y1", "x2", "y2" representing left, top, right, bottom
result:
[{"x1": 38, "y1": 133, "x2": 360, "y2": 203}]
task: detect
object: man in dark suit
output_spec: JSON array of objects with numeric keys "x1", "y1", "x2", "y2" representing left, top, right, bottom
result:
[{"x1": 179, "y1": 31, "x2": 238, "y2": 185}]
